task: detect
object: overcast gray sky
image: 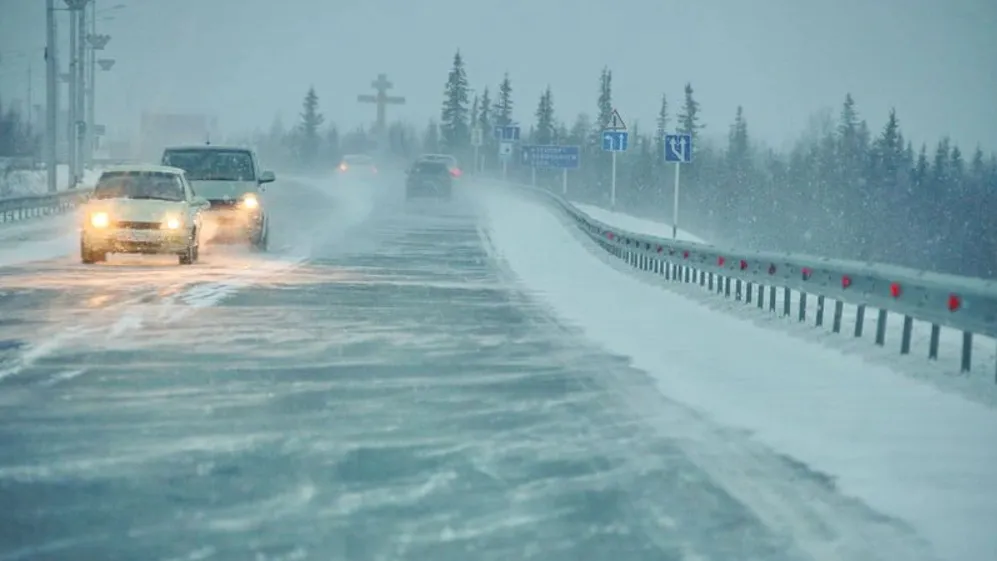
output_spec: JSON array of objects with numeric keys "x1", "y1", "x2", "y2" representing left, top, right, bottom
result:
[{"x1": 1, "y1": 0, "x2": 995, "y2": 151}]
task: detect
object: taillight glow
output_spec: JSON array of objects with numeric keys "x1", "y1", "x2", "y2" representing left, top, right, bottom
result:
[
  {"x1": 889, "y1": 282, "x2": 902, "y2": 298},
  {"x1": 339, "y1": 163, "x2": 347, "y2": 171},
  {"x1": 450, "y1": 167, "x2": 462, "y2": 177}
]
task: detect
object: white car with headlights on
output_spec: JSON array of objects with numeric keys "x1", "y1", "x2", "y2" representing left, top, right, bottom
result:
[
  {"x1": 161, "y1": 144, "x2": 274, "y2": 250},
  {"x1": 80, "y1": 165, "x2": 209, "y2": 265}
]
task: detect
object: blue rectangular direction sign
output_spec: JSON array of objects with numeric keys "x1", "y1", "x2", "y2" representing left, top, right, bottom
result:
[
  {"x1": 602, "y1": 130, "x2": 628, "y2": 152},
  {"x1": 520, "y1": 145, "x2": 580, "y2": 169},
  {"x1": 493, "y1": 125, "x2": 520, "y2": 142},
  {"x1": 664, "y1": 133, "x2": 693, "y2": 163}
]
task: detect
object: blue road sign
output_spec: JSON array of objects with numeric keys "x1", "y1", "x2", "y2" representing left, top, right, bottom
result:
[
  {"x1": 493, "y1": 125, "x2": 520, "y2": 142},
  {"x1": 664, "y1": 133, "x2": 693, "y2": 163},
  {"x1": 520, "y1": 145, "x2": 580, "y2": 169},
  {"x1": 602, "y1": 130, "x2": 628, "y2": 152}
]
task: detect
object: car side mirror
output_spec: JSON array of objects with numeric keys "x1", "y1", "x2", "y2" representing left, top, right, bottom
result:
[
  {"x1": 259, "y1": 171, "x2": 276, "y2": 184},
  {"x1": 191, "y1": 196, "x2": 210, "y2": 208}
]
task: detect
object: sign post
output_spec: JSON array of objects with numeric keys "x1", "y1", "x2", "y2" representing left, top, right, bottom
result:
[
  {"x1": 470, "y1": 126, "x2": 482, "y2": 174},
  {"x1": 663, "y1": 133, "x2": 694, "y2": 239},
  {"x1": 601, "y1": 108, "x2": 628, "y2": 208},
  {"x1": 520, "y1": 145, "x2": 581, "y2": 193},
  {"x1": 494, "y1": 124, "x2": 520, "y2": 180}
]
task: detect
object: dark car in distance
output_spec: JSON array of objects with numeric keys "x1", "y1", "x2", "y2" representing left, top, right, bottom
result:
[{"x1": 405, "y1": 160, "x2": 453, "y2": 199}]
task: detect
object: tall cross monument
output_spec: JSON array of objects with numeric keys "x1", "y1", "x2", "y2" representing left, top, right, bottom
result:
[{"x1": 357, "y1": 73, "x2": 405, "y2": 135}]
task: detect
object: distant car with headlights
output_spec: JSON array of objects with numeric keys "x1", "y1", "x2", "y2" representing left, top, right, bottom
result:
[
  {"x1": 414, "y1": 153, "x2": 462, "y2": 178},
  {"x1": 337, "y1": 154, "x2": 378, "y2": 177},
  {"x1": 161, "y1": 144, "x2": 274, "y2": 250},
  {"x1": 80, "y1": 165, "x2": 209, "y2": 265}
]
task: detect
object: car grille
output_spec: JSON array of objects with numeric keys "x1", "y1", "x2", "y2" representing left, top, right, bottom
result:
[
  {"x1": 208, "y1": 199, "x2": 240, "y2": 209},
  {"x1": 114, "y1": 221, "x2": 161, "y2": 230}
]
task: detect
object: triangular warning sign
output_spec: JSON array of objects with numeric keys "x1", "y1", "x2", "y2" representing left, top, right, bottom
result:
[{"x1": 608, "y1": 108, "x2": 627, "y2": 130}]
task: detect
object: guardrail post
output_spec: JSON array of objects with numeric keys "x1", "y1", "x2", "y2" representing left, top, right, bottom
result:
[
  {"x1": 900, "y1": 316, "x2": 914, "y2": 354},
  {"x1": 745, "y1": 281, "x2": 753, "y2": 304},
  {"x1": 832, "y1": 301, "x2": 844, "y2": 333},
  {"x1": 928, "y1": 325, "x2": 940, "y2": 360},
  {"x1": 769, "y1": 286, "x2": 776, "y2": 312},
  {"x1": 725, "y1": 277, "x2": 732, "y2": 298},
  {"x1": 961, "y1": 332, "x2": 972, "y2": 373},
  {"x1": 815, "y1": 295, "x2": 825, "y2": 327},
  {"x1": 757, "y1": 284, "x2": 764, "y2": 309},
  {"x1": 854, "y1": 305, "x2": 866, "y2": 337},
  {"x1": 798, "y1": 293, "x2": 807, "y2": 322},
  {"x1": 875, "y1": 309, "x2": 888, "y2": 346},
  {"x1": 782, "y1": 287, "x2": 791, "y2": 317}
]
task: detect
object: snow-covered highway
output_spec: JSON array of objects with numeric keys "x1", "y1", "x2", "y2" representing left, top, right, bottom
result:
[{"x1": 0, "y1": 173, "x2": 993, "y2": 561}]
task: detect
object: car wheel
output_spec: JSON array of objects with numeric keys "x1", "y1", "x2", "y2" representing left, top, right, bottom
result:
[
  {"x1": 80, "y1": 239, "x2": 105, "y2": 264},
  {"x1": 251, "y1": 222, "x2": 269, "y2": 252},
  {"x1": 178, "y1": 242, "x2": 195, "y2": 265}
]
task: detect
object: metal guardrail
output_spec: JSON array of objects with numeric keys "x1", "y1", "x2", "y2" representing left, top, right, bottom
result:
[
  {"x1": 0, "y1": 188, "x2": 92, "y2": 224},
  {"x1": 502, "y1": 181, "x2": 997, "y2": 381}
]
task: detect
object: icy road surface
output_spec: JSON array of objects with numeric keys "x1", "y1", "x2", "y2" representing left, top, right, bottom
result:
[{"x1": 0, "y1": 175, "x2": 941, "y2": 561}]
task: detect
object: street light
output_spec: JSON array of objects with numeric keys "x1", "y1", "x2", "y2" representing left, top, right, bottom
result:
[{"x1": 84, "y1": 1, "x2": 123, "y2": 166}]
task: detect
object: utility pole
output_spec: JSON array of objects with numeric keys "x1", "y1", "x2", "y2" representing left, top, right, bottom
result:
[
  {"x1": 86, "y1": 0, "x2": 96, "y2": 169},
  {"x1": 66, "y1": 2, "x2": 78, "y2": 186},
  {"x1": 63, "y1": 0, "x2": 90, "y2": 187},
  {"x1": 45, "y1": 0, "x2": 58, "y2": 192},
  {"x1": 86, "y1": 3, "x2": 111, "y2": 165},
  {"x1": 75, "y1": 4, "x2": 87, "y2": 181}
]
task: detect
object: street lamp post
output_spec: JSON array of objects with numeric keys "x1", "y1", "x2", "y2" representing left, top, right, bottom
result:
[
  {"x1": 63, "y1": 0, "x2": 90, "y2": 188},
  {"x1": 86, "y1": 2, "x2": 120, "y2": 166},
  {"x1": 45, "y1": 0, "x2": 59, "y2": 192}
]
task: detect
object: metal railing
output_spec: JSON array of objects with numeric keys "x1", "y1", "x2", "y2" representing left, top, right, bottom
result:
[
  {"x1": 0, "y1": 188, "x2": 92, "y2": 223},
  {"x1": 503, "y1": 181, "x2": 997, "y2": 382}
]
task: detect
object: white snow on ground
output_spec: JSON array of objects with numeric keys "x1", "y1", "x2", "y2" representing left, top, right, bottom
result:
[
  {"x1": 571, "y1": 201, "x2": 997, "y2": 405},
  {"x1": 0, "y1": 164, "x2": 102, "y2": 198},
  {"x1": 477, "y1": 187, "x2": 997, "y2": 561},
  {"x1": 573, "y1": 202, "x2": 706, "y2": 243},
  {"x1": 0, "y1": 215, "x2": 80, "y2": 268}
]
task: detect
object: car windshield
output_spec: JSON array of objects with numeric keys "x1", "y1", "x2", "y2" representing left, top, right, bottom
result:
[
  {"x1": 162, "y1": 149, "x2": 256, "y2": 181},
  {"x1": 343, "y1": 155, "x2": 373, "y2": 164},
  {"x1": 92, "y1": 171, "x2": 185, "y2": 201},
  {"x1": 412, "y1": 161, "x2": 448, "y2": 175}
]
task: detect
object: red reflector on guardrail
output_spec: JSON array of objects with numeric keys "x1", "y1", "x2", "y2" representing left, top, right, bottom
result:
[
  {"x1": 740, "y1": 260, "x2": 748, "y2": 270},
  {"x1": 802, "y1": 267, "x2": 812, "y2": 280},
  {"x1": 606, "y1": 232, "x2": 614, "y2": 240},
  {"x1": 842, "y1": 275, "x2": 852, "y2": 288},
  {"x1": 683, "y1": 251, "x2": 690, "y2": 259},
  {"x1": 768, "y1": 264, "x2": 777, "y2": 275},
  {"x1": 948, "y1": 294, "x2": 961, "y2": 311},
  {"x1": 717, "y1": 256, "x2": 725, "y2": 266},
  {"x1": 657, "y1": 246, "x2": 663, "y2": 253},
  {"x1": 890, "y1": 283, "x2": 902, "y2": 298}
]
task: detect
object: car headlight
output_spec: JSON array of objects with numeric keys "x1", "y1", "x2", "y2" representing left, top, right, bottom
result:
[
  {"x1": 241, "y1": 194, "x2": 259, "y2": 209},
  {"x1": 164, "y1": 216, "x2": 182, "y2": 230},
  {"x1": 90, "y1": 211, "x2": 109, "y2": 228}
]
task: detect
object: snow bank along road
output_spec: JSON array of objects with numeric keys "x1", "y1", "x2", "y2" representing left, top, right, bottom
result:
[{"x1": 0, "y1": 175, "x2": 991, "y2": 561}]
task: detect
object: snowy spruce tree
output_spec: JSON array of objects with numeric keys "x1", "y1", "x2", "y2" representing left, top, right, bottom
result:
[
  {"x1": 493, "y1": 73, "x2": 513, "y2": 128},
  {"x1": 676, "y1": 83, "x2": 703, "y2": 143},
  {"x1": 297, "y1": 86, "x2": 324, "y2": 168},
  {"x1": 477, "y1": 86, "x2": 495, "y2": 169},
  {"x1": 533, "y1": 86, "x2": 555, "y2": 145},
  {"x1": 440, "y1": 50, "x2": 471, "y2": 155},
  {"x1": 654, "y1": 93, "x2": 669, "y2": 164},
  {"x1": 422, "y1": 119, "x2": 440, "y2": 153}
]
